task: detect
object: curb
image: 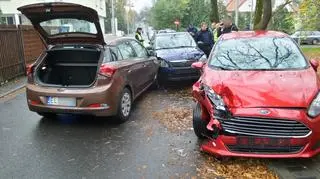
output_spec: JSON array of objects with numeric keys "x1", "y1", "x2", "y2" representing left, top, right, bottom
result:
[{"x1": 0, "y1": 84, "x2": 26, "y2": 98}]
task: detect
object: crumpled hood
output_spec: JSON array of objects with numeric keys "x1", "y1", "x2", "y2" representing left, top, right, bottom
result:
[
  {"x1": 203, "y1": 67, "x2": 319, "y2": 108},
  {"x1": 155, "y1": 47, "x2": 204, "y2": 61}
]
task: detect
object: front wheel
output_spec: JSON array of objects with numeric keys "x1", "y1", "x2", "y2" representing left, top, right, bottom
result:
[
  {"x1": 312, "y1": 39, "x2": 319, "y2": 45},
  {"x1": 193, "y1": 102, "x2": 209, "y2": 139},
  {"x1": 114, "y1": 88, "x2": 132, "y2": 124}
]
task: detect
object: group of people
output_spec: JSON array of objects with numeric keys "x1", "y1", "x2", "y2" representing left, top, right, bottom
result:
[
  {"x1": 187, "y1": 16, "x2": 238, "y2": 56},
  {"x1": 134, "y1": 16, "x2": 238, "y2": 56}
]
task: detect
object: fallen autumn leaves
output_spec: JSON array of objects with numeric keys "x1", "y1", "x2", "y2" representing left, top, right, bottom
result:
[
  {"x1": 198, "y1": 155, "x2": 278, "y2": 179},
  {"x1": 152, "y1": 107, "x2": 192, "y2": 132}
]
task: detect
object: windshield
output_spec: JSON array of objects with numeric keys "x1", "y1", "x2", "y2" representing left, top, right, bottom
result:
[
  {"x1": 209, "y1": 37, "x2": 308, "y2": 70},
  {"x1": 40, "y1": 18, "x2": 97, "y2": 35},
  {"x1": 155, "y1": 33, "x2": 196, "y2": 49}
]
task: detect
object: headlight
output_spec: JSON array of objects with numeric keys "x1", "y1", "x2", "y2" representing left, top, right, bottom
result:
[
  {"x1": 203, "y1": 85, "x2": 226, "y2": 110},
  {"x1": 160, "y1": 59, "x2": 169, "y2": 67},
  {"x1": 199, "y1": 54, "x2": 207, "y2": 62},
  {"x1": 308, "y1": 93, "x2": 320, "y2": 117}
]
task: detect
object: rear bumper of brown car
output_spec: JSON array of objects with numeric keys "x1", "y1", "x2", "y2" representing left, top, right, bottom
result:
[{"x1": 26, "y1": 84, "x2": 120, "y2": 117}]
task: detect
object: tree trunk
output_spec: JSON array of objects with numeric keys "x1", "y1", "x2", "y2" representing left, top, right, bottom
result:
[
  {"x1": 253, "y1": 0, "x2": 263, "y2": 30},
  {"x1": 253, "y1": 0, "x2": 272, "y2": 30},
  {"x1": 210, "y1": 0, "x2": 219, "y2": 23}
]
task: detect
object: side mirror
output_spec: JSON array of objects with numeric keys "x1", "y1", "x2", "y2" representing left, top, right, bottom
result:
[
  {"x1": 191, "y1": 61, "x2": 204, "y2": 70},
  {"x1": 310, "y1": 59, "x2": 319, "y2": 71}
]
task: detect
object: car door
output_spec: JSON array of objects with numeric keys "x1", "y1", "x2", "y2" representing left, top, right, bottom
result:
[
  {"x1": 117, "y1": 41, "x2": 146, "y2": 95},
  {"x1": 129, "y1": 40, "x2": 157, "y2": 88}
]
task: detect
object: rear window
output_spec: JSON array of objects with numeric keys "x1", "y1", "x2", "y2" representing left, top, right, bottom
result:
[
  {"x1": 40, "y1": 18, "x2": 97, "y2": 35},
  {"x1": 209, "y1": 37, "x2": 308, "y2": 70}
]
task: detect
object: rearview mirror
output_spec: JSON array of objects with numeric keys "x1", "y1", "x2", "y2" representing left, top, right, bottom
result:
[
  {"x1": 310, "y1": 59, "x2": 319, "y2": 71},
  {"x1": 191, "y1": 61, "x2": 204, "y2": 70}
]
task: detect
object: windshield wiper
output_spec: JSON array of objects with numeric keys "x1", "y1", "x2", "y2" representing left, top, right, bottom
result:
[
  {"x1": 212, "y1": 66, "x2": 230, "y2": 70},
  {"x1": 156, "y1": 46, "x2": 195, "y2": 50}
]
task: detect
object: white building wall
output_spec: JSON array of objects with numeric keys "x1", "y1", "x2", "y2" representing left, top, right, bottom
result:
[{"x1": 0, "y1": 0, "x2": 106, "y2": 33}]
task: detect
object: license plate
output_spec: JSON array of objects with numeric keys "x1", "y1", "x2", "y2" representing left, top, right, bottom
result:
[
  {"x1": 47, "y1": 97, "x2": 76, "y2": 107},
  {"x1": 236, "y1": 136, "x2": 290, "y2": 147}
]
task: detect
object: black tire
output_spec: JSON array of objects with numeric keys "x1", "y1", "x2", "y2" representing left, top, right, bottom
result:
[
  {"x1": 37, "y1": 112, "x2": 56, "y2": 119},
  {"x1": 114, "y1": 88, "x2": 132, "y2": 124},
  {"x1": 150, "y1": 72, "x2": 160, "y2": 90},
  {"x1": 193, "y1": 102, "x2": 209, "y2": 139}
]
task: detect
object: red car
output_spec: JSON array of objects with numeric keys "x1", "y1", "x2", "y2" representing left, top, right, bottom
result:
[{"x1": 191, "y1": 31, "x2": 320, "y2": 158}]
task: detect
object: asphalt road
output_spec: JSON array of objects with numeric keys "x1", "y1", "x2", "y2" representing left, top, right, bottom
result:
[
  {"x1": 1, "y1": 84, "x2": 320, "y2": 179},
  {"x1": 0, "y1": 85, "x2": 203, "y2": 179}
]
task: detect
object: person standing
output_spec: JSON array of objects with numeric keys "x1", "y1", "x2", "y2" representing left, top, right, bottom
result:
[
  {"x1": 196, "y1": 22, "x2": 214, "y2": 57},
  {"x1": 211, "y1": 21, "x2": 219, "y2": 41},
  {"x1": 217, "y1": 16, "x2": 239, "y2": 37},
  {"x1": 187, "y1": 24, "x2": 198, "y2": 40},
  {"x1": 135, "y1": 27, "x2": 144, "y2": 44}
]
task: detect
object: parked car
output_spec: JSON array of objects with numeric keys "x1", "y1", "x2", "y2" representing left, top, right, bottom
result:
[
  {"x1": 149, "y1": 32, "x2": 206, "y2": 82},
  {"x1": 191, "y1": 31, "x2": 320, "y2": 158},
  {"x1": 291, "y1": 31, "x2": 320, "y2": 45},
  {"x1": 18, "y1": 2, "x2": 159, "y2": 123}
]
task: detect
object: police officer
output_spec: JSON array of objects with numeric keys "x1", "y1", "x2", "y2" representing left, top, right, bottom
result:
[{"x1": 135, "y1": 27, "x2": 144, "y2": 44}]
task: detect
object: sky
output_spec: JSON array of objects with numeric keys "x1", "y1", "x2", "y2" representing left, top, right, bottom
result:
[{"x1": 132, "y1": 0, "x2": 153, "y2": 13}]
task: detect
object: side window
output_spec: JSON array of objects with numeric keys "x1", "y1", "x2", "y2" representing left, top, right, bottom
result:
[
  {"x1": 130, "y1": 40, "x2": 148, "y2": 58},
  {"x1": 118, "y1": 42, "x2": 137, "y2": 60},
  {"x1": 103, "y1": 49, "x2": 112, "y2": 62},
  {"x1": 110, "y1": 47, "x2": 123, "y2": 61}
]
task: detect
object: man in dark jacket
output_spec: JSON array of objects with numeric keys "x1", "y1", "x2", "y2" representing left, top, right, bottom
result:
[
  {"x1": 196, "y1": 22, "x2": 214, "y2": 57},
  {"x1": 187, "y1": 24, "x2": 198, "y2": 39},
  {"x1": 217, "y1": 16, "x2": 239, "y2": 37}
]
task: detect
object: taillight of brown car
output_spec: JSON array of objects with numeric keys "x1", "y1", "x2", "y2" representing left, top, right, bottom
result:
[{"x1": 99, "y1": 64, "x2": 117, "y2": 77}]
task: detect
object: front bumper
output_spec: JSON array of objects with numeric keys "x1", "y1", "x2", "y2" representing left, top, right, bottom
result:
[
  {"x1": 159, "y1": 67, "x2": 200, "y2": 81},
  {"x1": 202, "y1": 109, "x2": 320, "y2": 158},
  {"x1": 201, "y1": 134, "x2": 320, "y2": 158}
]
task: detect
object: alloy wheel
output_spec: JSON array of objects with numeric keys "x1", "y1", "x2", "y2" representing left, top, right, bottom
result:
[{"x1": 121, "y1": 92, "x2": 131, "y2": 117}]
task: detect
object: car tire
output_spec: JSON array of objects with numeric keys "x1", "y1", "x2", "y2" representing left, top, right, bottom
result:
[
  {"x1": 37, "y1": 112, "x2": 56, "y2": 119},
  {"x1": 150, "y1": 72, "x2": 160, "y2": 90},
  {"x1": 193, "y1": 102, "x2": 208, "y2": 139},
  {"x1": 114, "y1": 88, "x2": 132, "y2": 124},
  {"x1": 312, "y1": 39, "x2": 319, "y2": 45}
]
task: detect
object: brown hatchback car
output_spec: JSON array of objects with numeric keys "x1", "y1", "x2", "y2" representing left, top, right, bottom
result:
[{"x1": 18, "y1": 3, "x2": 159, "y2": 123}]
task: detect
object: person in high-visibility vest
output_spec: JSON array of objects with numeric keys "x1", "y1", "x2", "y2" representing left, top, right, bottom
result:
[
  {"x1": 135, "y1": 27, "x2": 144, "y2": 45},
  {"x1": 211, "y1": 22, "x2": 219, "y2": 42}
]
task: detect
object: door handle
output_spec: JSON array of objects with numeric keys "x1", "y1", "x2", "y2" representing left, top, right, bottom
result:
[
  {"x1": 143, "y1": 64, "x2": 147, "y2": 67},
  {"x1": 128, "y1": 69, "x2": 132, "y2": 73}
]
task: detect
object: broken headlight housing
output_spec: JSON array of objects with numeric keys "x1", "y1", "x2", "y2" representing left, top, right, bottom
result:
[
  {"x1": 308, "y1": 92, "x2": 320, "y2": 118},
  {"x1": 202, "y1": 84, "x2": 226, "y2": 111}
]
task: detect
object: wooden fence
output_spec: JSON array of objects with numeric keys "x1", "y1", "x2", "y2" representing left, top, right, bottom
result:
[{"x1": 0, "y1": 25, "x2": 44, "y2": 84}]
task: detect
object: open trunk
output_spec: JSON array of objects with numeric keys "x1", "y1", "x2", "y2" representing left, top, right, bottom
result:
[{"x1": 36, "y1": 47, "x2": 101, "y2": 87}]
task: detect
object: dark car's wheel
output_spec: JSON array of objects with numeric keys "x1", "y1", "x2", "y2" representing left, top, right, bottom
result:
[
  {"x1": 37, "y1": 112, "x2": 56, "y2": 119},
  {"x1": 193, "y1": 102, "x2": 209, "y2": 139},
  {"x1": 150, "y1": 72, "x2": 160, "y2": 89},
  {"x1": 312, "y1": 39, "x2": 319, "y2": 45},
  {"x1": 114, "y1": 88, "x2": 132, "y2": 124}
]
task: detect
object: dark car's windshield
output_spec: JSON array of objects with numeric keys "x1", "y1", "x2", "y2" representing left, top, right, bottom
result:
[
  {"x1": 209, "y1": 37, "x2": 308, "y2": 70},
  {"x1": 155, "y1": 33, "x2": 196, "y2": 50}
]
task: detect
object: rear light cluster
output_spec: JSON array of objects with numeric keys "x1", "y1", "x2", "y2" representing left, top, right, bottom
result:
[
  {"x1": 99, "y1": 64, "x2": 117, "y2": 77},
  {"x1": 26, "y1": 63, "x2": 35, "y2": 75}
]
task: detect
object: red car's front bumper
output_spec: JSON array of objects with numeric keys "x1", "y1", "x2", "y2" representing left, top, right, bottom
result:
[{"x1": 200, "y1": 108, "x2": 320, "y2": 158}]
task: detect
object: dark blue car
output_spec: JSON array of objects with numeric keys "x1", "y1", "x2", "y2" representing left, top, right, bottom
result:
[{"x1": 151, "y1": 32, "x2": 206, "y2": 82}]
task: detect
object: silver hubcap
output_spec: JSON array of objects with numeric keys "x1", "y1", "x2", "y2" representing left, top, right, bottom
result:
[{"x1": 121, "y1": 92, "x2": 131, "y2": 117}]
